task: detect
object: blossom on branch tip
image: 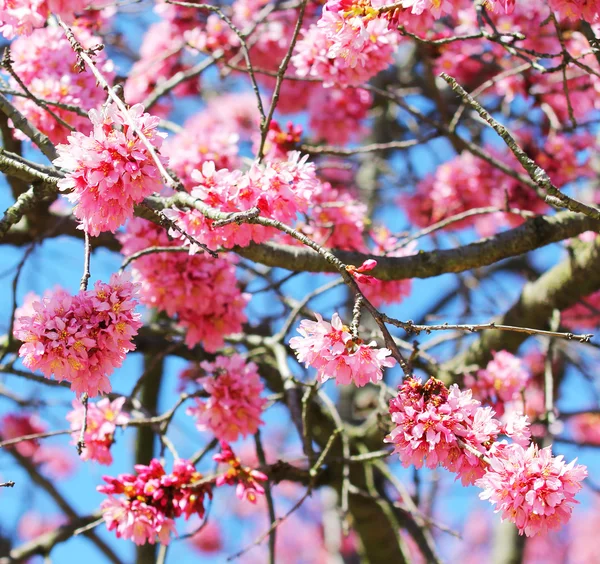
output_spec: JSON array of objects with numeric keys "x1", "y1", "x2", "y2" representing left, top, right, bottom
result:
[
  {"x1": 289, "y1": 313, "x2": 396, "y2": 386},
  {"x1": 54, "y1": 103, "x2": 167, "y2": 236}
]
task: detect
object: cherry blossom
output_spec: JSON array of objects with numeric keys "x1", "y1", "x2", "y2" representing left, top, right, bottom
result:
[
  {"x1": 213, "y1": 443, "x2": 268, "y2": 504},
  {"x1": 289, "y1": 312, "x2": 396, "y2": 386},
  {"x1": 118, "y1": 218, "x2": 249, "y2": 352},
  {"x1": 464, "y1": 350, "x2": 531, "y2": 416},
  {"x1": 476, "y1": 443, "x2": 587, "y2": 536},
  {"x1": 186, "y1": 355, "x2": 267, "y2": 443},
  {"x1": 54, "y1": 103, "x2": 167, "y2": 236},
  {"x1": 13, "y1": 273, "x2": 142, "y2": 396},
  {"x1": 67, "y1": 396, "x2": 129, "y2": 464},
  {"x1": 8, "y1": 26, "x2": 114, "y2": 144},
  {"x1": 98, "y1": 458, "x2": 212, "y2": 545}
]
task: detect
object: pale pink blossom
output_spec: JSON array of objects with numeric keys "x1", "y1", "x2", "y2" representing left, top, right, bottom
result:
[
  {"x1": 67, "y1": 396, "x2": 130, "y2": 464},
  {"x1": 476, "y1": 443, "x2": 587, "y2": 537},
  {"x1": 464, "y1": 351, "x2": 531, "y2": 416},
  {"x1": 9, "y1": 26, "x2": 114, "y2": 144}
]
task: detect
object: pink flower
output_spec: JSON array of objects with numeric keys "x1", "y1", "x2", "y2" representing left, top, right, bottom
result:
[
  {"x1": 165, "y1": 153, "x2": 320, "y2": 251},
  {"x1": 476, "y1": 443, "x2": 587, "y2": 537},
  {"x1": 0, "y1": 412, "x2": 46, "y2": 458},
  {"x1": 118, "y1": 218, "x2": 249, "y2": 352},
  {"x1": 98, "y1": 458, "x2": 212, "y2": 545},
  {"x1": 8, "y1": 26, "x2": 114, "y2": 143},
  {"x1": 292, "y1": 6, "x2": 399, "y2": 88},
  {"x1": 186, "y1": 355, "x2": 267, "y2": 443},
  {"x1": 54, "y1": 103, "x2": 167, "y2": 236},
  {"x1": 346, "y1": 259, "x2": 378, "y2": 284},
  {"x1": 570, "y1": 412, "x2": 600, "y2": 445},
  {"x1": 464, "y1": 351, "x2": 531, "y2": 416},
  {"x1": 67, "y1": 396, "x2": 130, "y2": 464},
  {"x1": 549, "y1": 0, "x2": 599, "y2": 21},
  {"x1": 289, "y1": 313, "x2": 396, "y2": 386},
  {"x1": 13, "y1": 273, "x2": 142, "y2": 397},
  {"x1": 385, "y1": 377, "x2": 505, "y2": 485},
  {"x1": 213, "y1": 443, "x2": 268, "y2": 504}
]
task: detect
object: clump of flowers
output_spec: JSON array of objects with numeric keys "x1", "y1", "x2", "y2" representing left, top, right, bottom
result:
[
  {"x1": 118, "y1": 218, "x2": 249, "y2": 352},
  {"x1": 385, "y1": 376, "x2": 587, "y2": 534},
  {"x1": 13, "y1": 272, "x2": 142, "y2": 397},
  {"x1": 385, "y1": 377, "x2": 532, "y2": 485},
  {"x1": 67, "y1": 396, "x2": 130, "y2": 464},
  {"x1": 213, "y1": 442, "x2": 268, "y2": 504},
  {"x1": 477, "y1": 443, "x2": 587, "y2": 536},
  {"x1": 292, "y1": 0, "x2": 399, "y2": 87},
  {"x1": 164, "y1": 153, "x2": 320, "y2": 251},
  {"x1": 464, "y1": 351, "x2": 531, "y2": 416},
  {"x1": 0, "y1": 0, "x2": 99, "y2": 38},
  {"x1": 54, "y1": 103, "x2": 167, "y2": 236},
  {"x1": 289, "y1": 312, "x2": 396, "y2": 386},
  {"x1": 98, "y1": 458, "x2": 212, "y2": 546},
  {"x1": 8, "y1": 26, "x2": 115, "y2": 143},
  {"x1": 186, "y1": 355, "x2": 267, "y2": 443}
]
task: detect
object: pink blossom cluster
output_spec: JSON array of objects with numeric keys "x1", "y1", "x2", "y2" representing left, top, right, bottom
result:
[
  {"x1": 66, "y1": 396, "x2": 130, "y2": 464},
  {"x1": 307, "y1": 87, "x2": 372, "y2": 145},
  {"x1": 476, "y1": 443, "x2": 587, "y2": 536},
  {"x1": 164, "y1": 153, "x2": 321, "y2": 251},
  {"x1": 385, "y1": 377, "x2": 531, "y2": 485},
  {"x1": 17, "y1": 511, "x2": 67, "y2": 541},
  {"x1": 570, "y1": 412, "x2": 600, "y2": 445},
  {"x1": 186, "y1": 354, "x2": 267, "y2": 443},
  {"x1": 98, "y1": 458, "x2": 212, "y2": 546},
  {"x1": 8, "y1": 26, "x2": 115, "y2": 144},
  {"x1": 213, "y1": 442, "x2": 268, "y2": 504},
  {"x1": 163, "y1": 113, "x2": 241, "y2": 190},
  {"x1": 118, "y1": 218, "x2": 249, "y2": 352},
  {"x1": 0, "y1": 413, "x2": 75, "y2": 478},
  {"x1": 124, "y1": 20, "x2": 197, "y2": 113},
  {"x1": 0, "y1": 0, "x2": 97, "y2": 38},
  {"x1": 403, "y1": 133, "x2": 593, "y2": 235},
  {"x1": 289, "y1": 312, "x2": 396, "y2": 386},
  {"x1": 54, "y1": 103, "x2": 167, "y2": 236},
  {"x1": 292, "y1": 0, "x2": 400, "y2": 87},
  {"x1": 13, "y1": 273, "x2": 142, "y2": 397},
  {"x1": 464, "y1": 351, "x2": 531, "y2": 416},
  {"x1": 297, "y1": 181, "x2": 368, "y2": 251},
  {"x1": 189, "y1": 521, "x2": 223, "y2": 554},
  {"x1": 549, "y1": 0, "x2": 600, "y2": 21}
]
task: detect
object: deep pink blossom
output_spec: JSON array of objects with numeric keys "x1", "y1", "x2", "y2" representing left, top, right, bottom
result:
[
  {"x1": 54, "y1": 103, "x2": 167, "y2": 236},
  {"x1": 98, "y1": 458, "x2": 212, "y2": 545},
  {"x1": 186, "y1": 355, "x2": 267, "y2": 443},
  {"x1": 213, "y1": 443, "x2": 268, "y2": 504},
  {"x1": 118, "y1": 218, "x2": 249, "y2": 352}
]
